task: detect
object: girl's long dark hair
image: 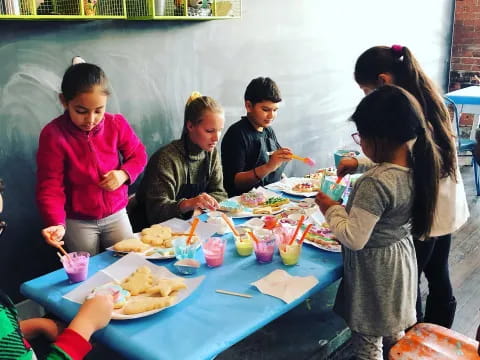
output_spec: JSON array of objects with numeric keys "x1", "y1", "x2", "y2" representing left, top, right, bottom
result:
[
  {"x1": 354, "y1": 46, "x2": 456, "y2": 181},
  {"x1": 351, "y1": 85, "x2": 441, "y2": 238}
]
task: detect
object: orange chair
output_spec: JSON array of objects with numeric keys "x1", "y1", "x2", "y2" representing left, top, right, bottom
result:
[{"x1": 389, "y1": 323, "x2": 480, "y2": 360}]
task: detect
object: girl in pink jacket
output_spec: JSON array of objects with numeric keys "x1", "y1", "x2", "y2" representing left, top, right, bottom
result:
[{"x1": 36, "y1": 59, "x2": 147, "y2": 254}]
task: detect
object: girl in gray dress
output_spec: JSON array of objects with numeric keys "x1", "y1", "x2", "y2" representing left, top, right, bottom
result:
[{"x1": 315, "y1": 85, "x2": 441, "y2": 360}]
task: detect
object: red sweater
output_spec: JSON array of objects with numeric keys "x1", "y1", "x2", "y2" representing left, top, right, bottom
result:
[{"x1": 36, "y1": 112, "x2": 147, "y2": 226}]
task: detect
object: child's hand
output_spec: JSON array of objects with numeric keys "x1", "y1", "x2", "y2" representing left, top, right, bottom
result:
[
  {"x1": 20, "y1": 318, "x2": 64, "y2": 341},
  {"x1": 99, "y1": 170, "x2": 129, "y2": 191},
  {"x1": 337, "y1": 157, "x2": 358, "y2": 177},
  {"x1": 315, "y1": 191, "x2": 341, "y2": 214},
  {"x1": 67, "y1": 294, "x2": 114, "y2": 341},
  {"x1": 42, "y1": 225, "x2": 66, "y2": 248},
  {"x1": 267, "y1": 148, "x2": 293, "y2": 171}
]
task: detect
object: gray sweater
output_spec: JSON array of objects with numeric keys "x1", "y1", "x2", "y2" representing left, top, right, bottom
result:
[
  {"x1": 325, "y1": 163, "x2": 417, "y2": 336},
  {"x1": 135, "y1": 138, "x2": 227, "y2": 224}
]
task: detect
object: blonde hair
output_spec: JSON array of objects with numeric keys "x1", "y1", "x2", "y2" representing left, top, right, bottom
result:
[{"x1": 182, "y1": 91, "x2": 223, "y2": 137}]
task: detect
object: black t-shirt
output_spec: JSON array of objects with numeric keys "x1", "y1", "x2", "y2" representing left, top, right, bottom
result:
[{"x1": 221, "y1": 117, "x2": 285, "y2": 196}]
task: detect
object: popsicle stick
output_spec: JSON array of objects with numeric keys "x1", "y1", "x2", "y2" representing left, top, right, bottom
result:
[
  {"x1": 220, "y1": 213, "x2": 239, "y2": 236},
  {"x1": 216, "y1": 289, "x2": 252, "y2": 298},
  {"x1": 248, "y1": 231, "x2": 259, "y2": 245},
  {"x1": 289, "y1": 215, "x2": 305, "y2": 245},
  {"x1": 186, "y1": 218, "x2": 200, "y2": 245},
  {"x1": 56, "y1": 252, "x2": 63, "y2": 261},
  {"x1": 298, "y1": 224, "x2": 313, "y2": 245}
]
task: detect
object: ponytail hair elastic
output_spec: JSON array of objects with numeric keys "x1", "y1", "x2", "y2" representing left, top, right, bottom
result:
[
  {"x1": 391, "y1": 44, "x2": 404, "y2": 58},
  {"x1": 72, "y1": 56, "x2": 86, "y2": 65},
  {"x1": 186, "y1": 91, "x2": 202, "y2": 106}
]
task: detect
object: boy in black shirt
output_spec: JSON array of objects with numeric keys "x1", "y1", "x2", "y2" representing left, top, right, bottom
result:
[{"x1": 221, "y1": 77, "x2": 292, "y2": 196}]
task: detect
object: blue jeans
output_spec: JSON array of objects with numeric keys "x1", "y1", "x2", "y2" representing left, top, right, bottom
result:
[{"x1": 64, "y1": 208, "x2": 134, "y2": 255}]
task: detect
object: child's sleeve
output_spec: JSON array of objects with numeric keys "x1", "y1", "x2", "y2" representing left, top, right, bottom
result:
[
  {"x1": 206, "y1": 149, "x2": 228, "y2": 202},
  {"x1": 36, "y1": 125, "x2": 67, "y2": 227},
  {"x1": 115, "y1": 114, "x2": 147, "y2": 184},
  {"x1": 143, "y1": 152, "x2": 186, "y2": 224},
  {"x1": 325, "y1": 176, "x2": 390, "y2": 250},
  {"x1": 47, "y1": 328, "x2": 92, "y2": 360},
  {"x1": 356, "y1": 157, "x2": 376, "y2": 173}
]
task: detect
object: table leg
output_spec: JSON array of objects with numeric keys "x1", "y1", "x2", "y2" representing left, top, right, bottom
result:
[{"x1": 470, "y1": 114, "x2": 480, "y2": 140}]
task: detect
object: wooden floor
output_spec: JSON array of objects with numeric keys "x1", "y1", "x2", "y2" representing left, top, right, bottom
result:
[{"x1": 431, "y1": 157, "x2": 480, "y2": 338}]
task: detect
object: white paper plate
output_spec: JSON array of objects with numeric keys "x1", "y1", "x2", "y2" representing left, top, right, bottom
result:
[
  {"x1": 106, "y1": 218, "x2": 214, "y2": 259},
  {"x1": 218, "y1": 195, "x2": 290, "y2": 219},
  {"x1": 274, "y1": 177, "x2": 320, "y2": 197},
  {"x1": 303, "y1": 239, "x2": 341, "y2": 253},
  {"x1": 63, "y1": 253, "x2": 205, "y2": 320}
]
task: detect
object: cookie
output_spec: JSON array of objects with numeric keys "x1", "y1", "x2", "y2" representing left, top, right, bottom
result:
[
  {"x1": 146, "y1": 278, "x2": 187, "y2": 297},
  {"x1": 141, "y1": 225, "x2": 172, "y2": 247},
  {"x1": 121, "y1": 266, "x2": 153, "y2": 296},
  {"x1": 113, "y1": 238, "x2": 150, "y2": 253},
  {"x1": 90, "y1": 283, "x2": 131, "y2": 309},
  {"x1": 123, "y1": 295, "x2": 176, "y2": 315}
]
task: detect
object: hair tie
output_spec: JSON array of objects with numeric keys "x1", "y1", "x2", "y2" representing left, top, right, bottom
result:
[
  {"x1": 186, "y1": 91, "x2": 202, "y2": 106},
  {"x1": 72, "y1": 56, "x2": 86, "y2": 65},
  {"x1": 391, "y1": 45, "x2": 404, "y2": 58}
]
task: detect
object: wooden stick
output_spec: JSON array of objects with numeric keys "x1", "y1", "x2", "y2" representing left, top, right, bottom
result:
[
  {"x1": 248, "y1": 231, "x2": 259, "y2": 245},
  {"x1": 220, "y1": 213, "x2": 239, "y2": 236},
  {"x1": 298, "y1": 224, "x2": 313, "y2": 245},
  {"x1": 56, "y1": 252, "x2": 63, "y2": 261},
  {"x1": 216, "y1": 289, "x2": 252, "y2": 298},
  {"x1": 186, "y1": 218, "x2": 200, "y2": 245},
  {"x1": 289, "y1": 215, "x2": 305, "y2": 245}
]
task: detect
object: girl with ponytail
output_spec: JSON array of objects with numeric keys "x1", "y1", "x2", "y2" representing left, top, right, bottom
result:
[
  {"x1": 315, "y1": 85, "x2": 441, "y2": 359},
  {"x1": 339, "y1": 45, "x2": 469, "y2": 328},
  {"x1": 130, "y1": 92, "x2": 227, "y2": 230}
]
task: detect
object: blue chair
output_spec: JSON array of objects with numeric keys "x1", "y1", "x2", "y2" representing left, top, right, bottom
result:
[{"x1": 445, "y1": 96, "x2": 480, "y2": 195}]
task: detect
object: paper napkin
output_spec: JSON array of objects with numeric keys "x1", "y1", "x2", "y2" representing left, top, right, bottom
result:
[{"x1": 251, "y1": 269, "x2": 319, "y2": 304}]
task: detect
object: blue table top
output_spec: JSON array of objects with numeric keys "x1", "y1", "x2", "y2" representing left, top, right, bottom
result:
[
  {"x1": 21, "y1": 213, "x2": 343, "y2": 360},
  {"x1": 445, "y1": 85, "x2": 480, "y2": 105}
]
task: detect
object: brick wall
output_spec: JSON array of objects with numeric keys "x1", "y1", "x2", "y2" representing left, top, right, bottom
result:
[{"x1": 450, "y1": 0, "x2": 480, "y2": 91}]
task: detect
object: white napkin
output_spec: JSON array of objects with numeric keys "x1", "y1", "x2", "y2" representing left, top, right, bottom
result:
[{"x1": 250, "y1": 269, "x2": 319, "y2": 304}]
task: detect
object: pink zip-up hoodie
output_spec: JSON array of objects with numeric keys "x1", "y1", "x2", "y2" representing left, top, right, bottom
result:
[{"x1": 36, "y1": 112, "x2": 147, "y2": 227}]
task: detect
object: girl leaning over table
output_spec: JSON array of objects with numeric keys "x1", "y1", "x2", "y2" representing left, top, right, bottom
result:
[
  {"x1": 315, "y1": 85, "x2": 441, "y2": 360},
  {"x1": 341, "y1": 45, "x2": 469, "y2": 328},
  {"x1": 129, "y1": 92, "x2": 227, "y2": 231},
  {"x1": 36, "y1": 57, "x2": 147, "y2": 255}
]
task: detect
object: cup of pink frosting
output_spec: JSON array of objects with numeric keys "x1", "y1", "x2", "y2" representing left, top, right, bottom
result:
[{"x1": 61, "y1": 251, "x2": 90, "y2": 283}]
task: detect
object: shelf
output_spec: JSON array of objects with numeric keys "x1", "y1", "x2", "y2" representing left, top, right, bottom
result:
[
  {"x1": 0, "y1": 0, "x2": 240, "y2": 19},
  {"x1": 0, "y1": 0, "x2": 127, "y2": 19},
  {"x1": 126, "y1": 0, "x2": 240, "y2": 20}
]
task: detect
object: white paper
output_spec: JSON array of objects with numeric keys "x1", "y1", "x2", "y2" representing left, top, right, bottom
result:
[
  {"x1": 251, "y1": 269, "x2": 318, "y2": 304},
  {"x1": 63, "y1": 253, "x2": 205, "y2": 320}
]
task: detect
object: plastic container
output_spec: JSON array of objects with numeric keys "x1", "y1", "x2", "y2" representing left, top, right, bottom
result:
[
  {"x1": 202, "y1": 237, "x2": 226, "y2": 267},
  {"x1": 334, "y1": 150, "x2": 360, "y2": 168},
  {"x1": 321, "y1": 176, "x2": 347, "y2": 201},
  {"x1": 61, "y1": 251, "x2": 90, "y2": 283}
]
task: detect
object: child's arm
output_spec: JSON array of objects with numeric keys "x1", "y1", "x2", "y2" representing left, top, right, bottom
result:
[
  {"x1": 20, "y1": 317, "x2": 63, "y2": 341},
  {"x1": 115, "y1": 114, "x2": 147, "y2": 185},
  {"x1": 316, "y1": 176, "x2": 387, "y2": 251},
  {"x1": 36, "y1": 125, "x2": 67, "y2": 228}
]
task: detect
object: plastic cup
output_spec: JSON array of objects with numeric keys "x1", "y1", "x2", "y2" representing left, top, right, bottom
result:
[
  {"x1": 321, "y1": 176, "x2": 347, "y2": 201},
  {"x1": 234, "y1": 229, "x2": 253, "y2": 256},
  {"x1": 173, "y1": 237, "x2": 197, "y2": 260},
  {"x1": 278, "y1": 234, "x2": 302, "y2": 266},
  {"x1": 61, "y1": 251, "x2": 90, "y2": 283},
  {"x1": 334, "y1": 150, "x2": 360, "y2": 168},
  {"x1": 252, "y1": 230, "x2": 276, "y2": 264},
  {"x1": 202, "y1": 237, "x2": 226, "y2": 267}
]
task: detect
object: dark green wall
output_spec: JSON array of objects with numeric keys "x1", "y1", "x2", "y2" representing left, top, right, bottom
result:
[{"x1": 0, "y1": 0, "x2": 454, "y2": 300}]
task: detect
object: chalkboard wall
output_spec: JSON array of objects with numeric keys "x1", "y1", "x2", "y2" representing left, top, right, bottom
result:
[{"x1": 0, "y1": 0, "x2": 454, "y2": 301}]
